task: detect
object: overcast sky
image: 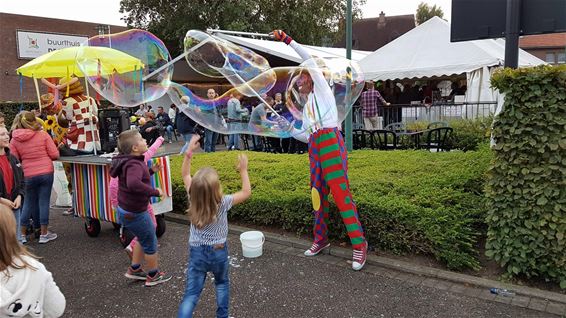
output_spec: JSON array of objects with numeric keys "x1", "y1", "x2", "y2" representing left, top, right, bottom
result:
[{"x1": 1, "y1": 0, "x2": 452, "y2": 26}]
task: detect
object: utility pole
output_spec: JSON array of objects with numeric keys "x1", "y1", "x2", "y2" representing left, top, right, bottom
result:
[{"x1": 345, "y1": 0, "x2": 353, "y2": 151}]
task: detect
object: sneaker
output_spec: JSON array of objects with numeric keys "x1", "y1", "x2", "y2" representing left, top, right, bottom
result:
[
  {"x1": 20, "y1": 235, "x2": 27, "y2": 244},
  {"x1": 125, "y1": 266, "x2": 147, "y2": 281},
  {"x1": 352, "y1": 241, "x2": 368, "y2": 271},
  {"x1": 304, "y1": 241, "x2": 330, "y2": 256},
  {"x1": 125, "y1": 246, "x2": 133, "y2": 261},
  {"x1": 38, "y1": 232, "x2": 58, "y2": 244},
  {"x1": 145, "y1": 271, "x2": 172, "y2": 287}
]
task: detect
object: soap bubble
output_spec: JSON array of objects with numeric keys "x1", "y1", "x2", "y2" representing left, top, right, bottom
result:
[
  {"x1": 285, "y1": 57, "x2": 365, "y2": 132},
  {"x1": 78, "y1": 29, "x2": 172, "y2": 107},
  {"x1": 168, "y1": 56, "x2": 364, "y2": 138},
  {"x1": 184, "y1": 30, "x2": 276, "y2": 97}
]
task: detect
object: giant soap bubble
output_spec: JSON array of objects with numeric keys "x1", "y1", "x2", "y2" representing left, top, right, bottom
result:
[
  {"x1": 184, "y1": 30, "x2": 276, "y2": 97},
  {"x1": 285, "y1": 57, "x2": 365, "y2": 133},
  {"x1": 77, "y1": 29, "x2": 172, "y2": 107},
  {"x1": 169, "y1": 54, "x2": 364, "y2": 138}
]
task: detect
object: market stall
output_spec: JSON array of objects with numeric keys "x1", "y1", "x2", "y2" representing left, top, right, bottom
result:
[{"x1": 58, "y1": 147, "x2": 175, "y2": 239}]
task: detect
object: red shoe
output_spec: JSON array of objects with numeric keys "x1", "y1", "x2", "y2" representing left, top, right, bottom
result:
[
  {"x1": 352, "y1": 241, "x2": 368, "y2": 271},
  {"x1": 304, "y1": 241, "x2": 330, "y2": 256}
]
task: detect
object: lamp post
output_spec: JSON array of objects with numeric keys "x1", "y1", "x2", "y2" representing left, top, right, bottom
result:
[
  {"x1": 504, "y1": 0, "x2": 521, "y2": 68},
  {"x1": 345, "y1": 0, "x2": 353, "y2": 151}
]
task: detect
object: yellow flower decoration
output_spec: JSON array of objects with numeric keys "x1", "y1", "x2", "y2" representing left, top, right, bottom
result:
[{"x1": 43, "y1": 115, "x2": 56, "y2": 131}]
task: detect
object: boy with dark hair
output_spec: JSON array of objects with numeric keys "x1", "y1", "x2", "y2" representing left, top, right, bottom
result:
[{"x1": 110, "y1": 130, "x2": 171, "y2": 286}]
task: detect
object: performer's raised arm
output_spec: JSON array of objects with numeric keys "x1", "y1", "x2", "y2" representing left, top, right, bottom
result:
[{"x1": 272, "y1": 30, "x2": 332, "y2": 99}]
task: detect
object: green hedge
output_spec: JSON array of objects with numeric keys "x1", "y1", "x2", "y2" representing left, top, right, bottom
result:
[
  {"x1": 406, "y1": 117, "x2": 492, "y2": 151},
  {"x1": 488, "y1": 65, "x2": 566, "y2": 289},
  {"x1": 0, "y1": 102, "x2": 38, "y2": 128},
  {"x1": 170, "y1": 148, "x2": 492, "y2": 270}
]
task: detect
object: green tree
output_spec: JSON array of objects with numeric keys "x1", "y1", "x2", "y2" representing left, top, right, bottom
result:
[
  {"x1": 119, "y1": 0, "x2": 365, "y2": 57},
  {"x1": 415, "y1": 2, "x2": 444, "y2": 25}
]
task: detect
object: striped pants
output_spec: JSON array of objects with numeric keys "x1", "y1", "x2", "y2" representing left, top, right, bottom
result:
[{"x1": 308, "y1": 128, "x2": 365, "y2": 249}]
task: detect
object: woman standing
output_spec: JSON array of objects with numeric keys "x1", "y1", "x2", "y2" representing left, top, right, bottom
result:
[{"x1": 10, "y1": 111, "x2": 60, "y2": 244}]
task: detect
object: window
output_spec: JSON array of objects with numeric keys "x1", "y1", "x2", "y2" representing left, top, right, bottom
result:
[
  {"x1": 545, "y1": 53, "x2": 556, "y2": 64},
  {"x1": 557, "y1": 52, "x2": 566, "y2": 64}
]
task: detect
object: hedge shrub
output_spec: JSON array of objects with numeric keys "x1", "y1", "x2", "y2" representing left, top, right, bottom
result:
[
  {"x1": 170, "y1": 148, "x2": 492, "y2": 270},
  {"x1": 0, "y1": 102, "x2": 38, "y2": 127},
  {"x1": 406, "y1": 117, "x2": 492, "y2": 151},
  {"x1": 488, "y1": 65, "x2": 566, "y2": 289}
]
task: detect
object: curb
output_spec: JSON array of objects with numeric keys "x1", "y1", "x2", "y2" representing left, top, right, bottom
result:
[{"x1": 164, "y1": 213, "x2": 566, "y2": 313}]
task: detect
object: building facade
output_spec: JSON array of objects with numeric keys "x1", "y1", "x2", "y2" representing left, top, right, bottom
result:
[
  {"x1": 0, "y1": 13, "x2": 128, "y2": 102},
  {"x1": 519, "y1": 32, "x2": 566, "y2": 65},
  {"x1": 336, "y1": 12, "x2": 415, "y2": 51}
]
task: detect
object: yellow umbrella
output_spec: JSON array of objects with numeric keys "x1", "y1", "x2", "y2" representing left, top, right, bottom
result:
[
  {"x1": 16, "y1": 46, "x2": 145, "y2": 157},
  {"x1": 17, "y1": 46, "x2": 144, "y2": 78}
]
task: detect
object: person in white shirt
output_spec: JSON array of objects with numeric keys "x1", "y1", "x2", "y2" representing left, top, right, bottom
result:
[
  {"x1": 0, "y1": 205, "x2": 66, "y2": 318},
  {"x1": 168, "y1": 104, "x2": 177, "y2": 128},
  {"x1": 272, "y1": 30, "x2": 368, "y2": 271}
]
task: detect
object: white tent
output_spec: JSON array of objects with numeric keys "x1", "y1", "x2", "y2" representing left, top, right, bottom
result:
[
  {"x1": 359, "y1": 17, "x2": 545, "y2": 103},
  {"x1": 213, "y1": 33, "x2": 371, "y2": 63}
]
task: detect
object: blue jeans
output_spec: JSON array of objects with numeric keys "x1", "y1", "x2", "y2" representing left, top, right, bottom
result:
[
  {"x1": 164, "y1": 125, "x2": 174, "y2": 141},
  {"x1": 227, "y1": 134, "x2": 240, "y2": 150},
  {"x1": 14, "y1": 208, "x2": 21, "y2": 242},
  {"x1": 21, "y1": 173, "x2": 54, "y2": 228},
  {"x1": 180, "y1": 133, "x2": 194, "y2": 154},
  {"x1": 117, "y1": 207, "x2": 157, "y2": 255},
  {"x1": 204, "y1": 129, "x2": 217, "y2": 152},
  {"x1": 178, "y1": 244, "x2": 230, "y2": 318}
]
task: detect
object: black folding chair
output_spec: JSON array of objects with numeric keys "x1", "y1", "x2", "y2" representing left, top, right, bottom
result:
[
  {"x1": 353, "y1": 129, "x2": 372, "y2": 150},
  {"x1": 371, "y1": 130, "x2": 398, "y2": 150},
  {"x1": 419, "y1": 127, "x2": 453, "y2": 152}
]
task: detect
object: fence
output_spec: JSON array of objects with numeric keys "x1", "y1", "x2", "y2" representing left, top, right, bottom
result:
[{"x1": 352, "y1": 102, "x2": 497, "y2": 128}]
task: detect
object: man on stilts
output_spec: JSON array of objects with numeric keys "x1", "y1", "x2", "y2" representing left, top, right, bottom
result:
[{"x1": 272, "y1": 30, "x2": 368, "y2": 270}]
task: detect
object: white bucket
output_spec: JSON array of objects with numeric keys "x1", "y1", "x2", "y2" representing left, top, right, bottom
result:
[{"x1": 240, "y1": 231, "x2": 265, "y2": 258}]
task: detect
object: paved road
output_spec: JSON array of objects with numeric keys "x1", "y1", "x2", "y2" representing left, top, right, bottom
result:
[{"x1": 28, "y1": 210, "x2": 557, "y2": 318}]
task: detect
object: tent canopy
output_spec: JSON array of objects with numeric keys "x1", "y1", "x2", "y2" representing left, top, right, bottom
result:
[
  {"x1": 213, "y1": 33, "x2": 371, "y2": 63},
  {"x1": 359, "y1": 17, "x2": 545, "y2": 81}
]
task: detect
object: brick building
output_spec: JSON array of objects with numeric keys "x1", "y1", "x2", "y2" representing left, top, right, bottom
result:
[
  {"x1": 336, "y1": 12, "x2": 415, "y2": 51},
  {"x1": 519, "y1": 32, "x2": 566, "y2": 65},
  {"x1": 0, "y1": 13, "x2": 128, "y2": 102}
]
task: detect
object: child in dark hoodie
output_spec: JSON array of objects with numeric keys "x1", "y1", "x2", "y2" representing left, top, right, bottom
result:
[{"x1": 110, "y1": 130, "x2": 171, "y2": 287}]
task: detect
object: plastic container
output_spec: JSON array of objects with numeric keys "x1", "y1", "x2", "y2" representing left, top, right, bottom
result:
[
  {"x1": 239, "y1": 231, "x2": 265, "y2": 258},
  {"x1": 490, "y1": 288, "x2": 515, "y2": 297}
]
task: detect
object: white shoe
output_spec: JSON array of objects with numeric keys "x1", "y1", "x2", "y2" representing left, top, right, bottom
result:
[{"x1": 39, "y1": 232, "x2": 58, "y2": 244}]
